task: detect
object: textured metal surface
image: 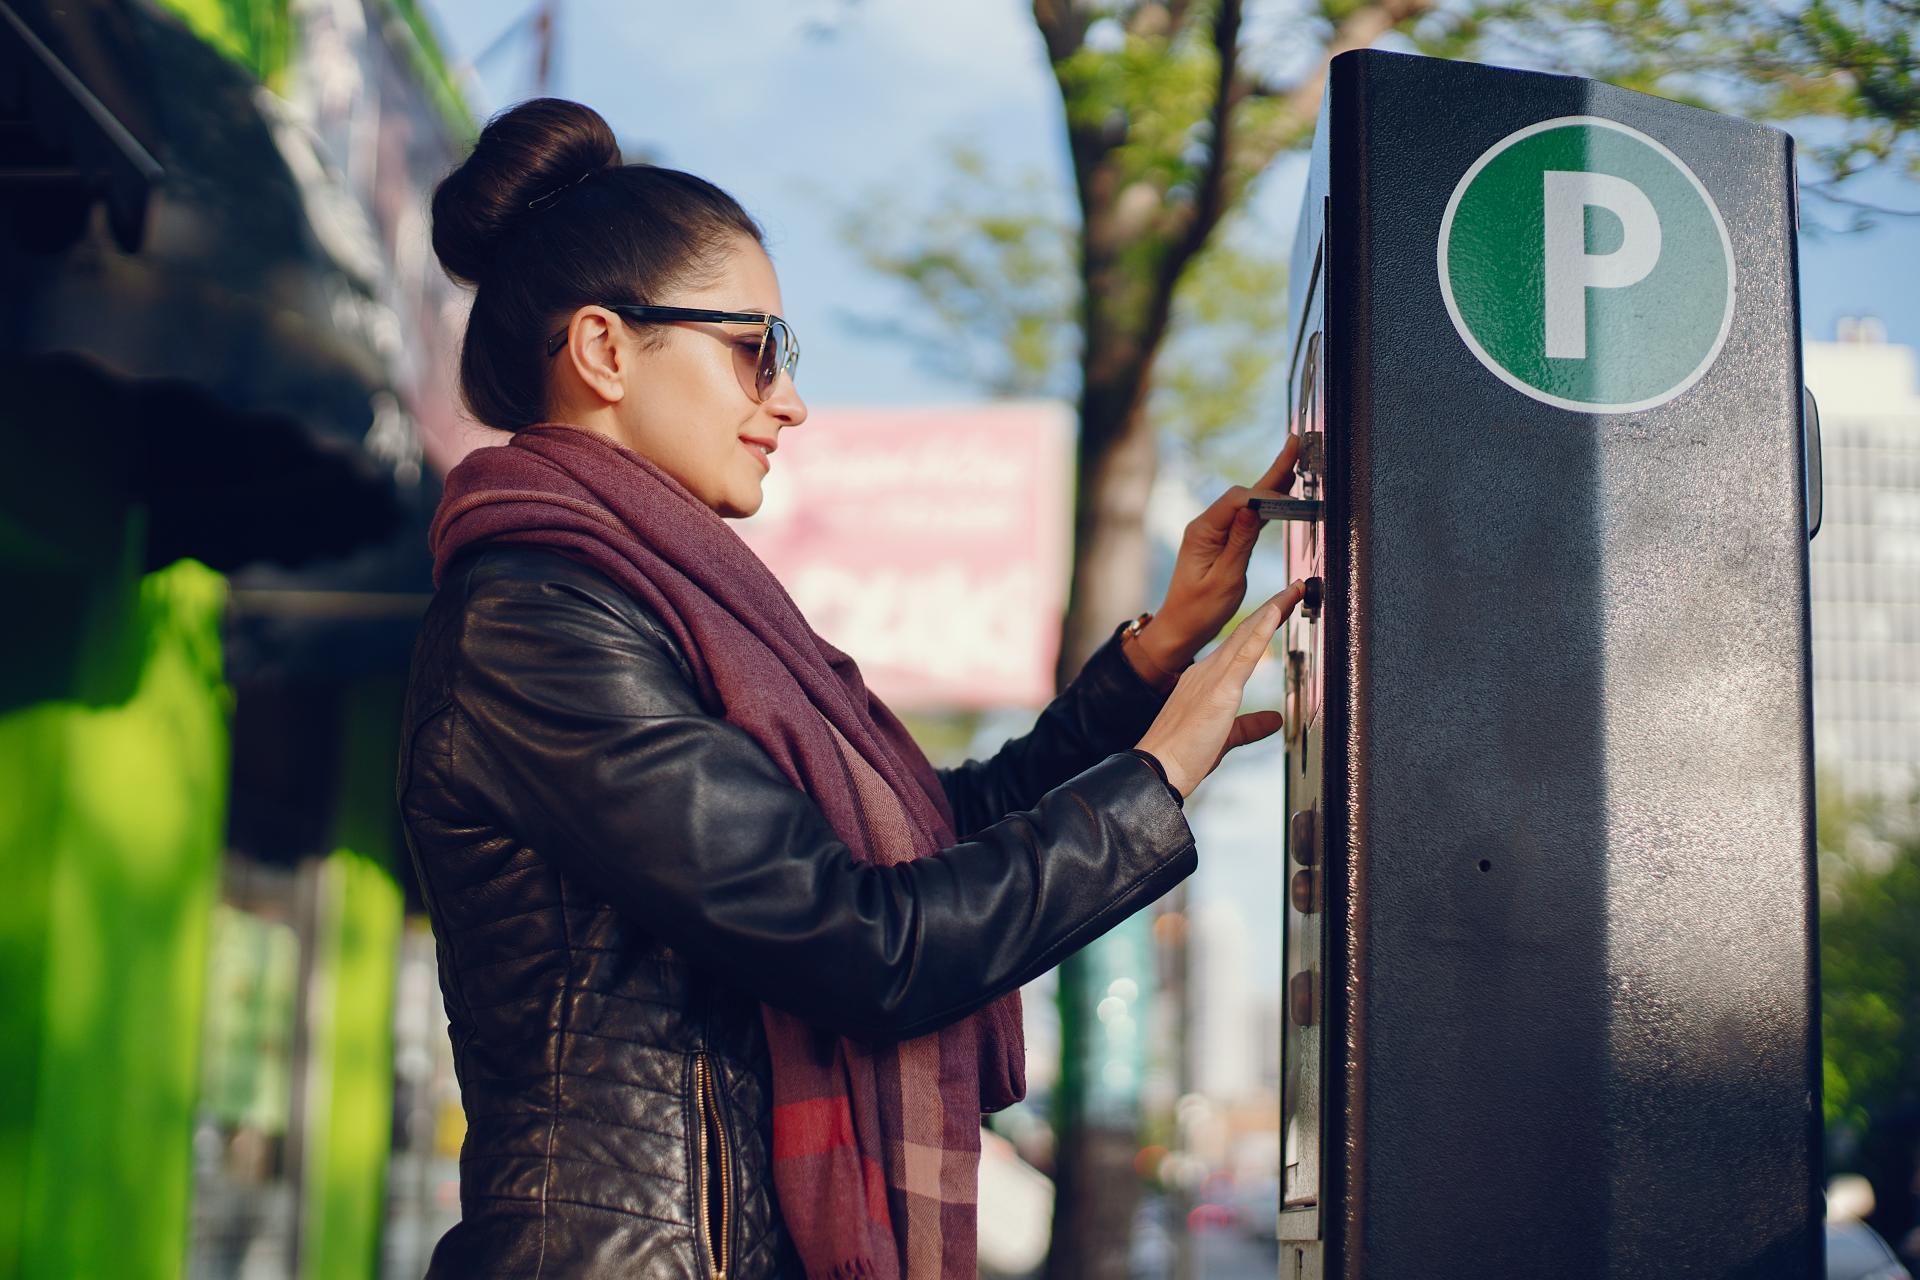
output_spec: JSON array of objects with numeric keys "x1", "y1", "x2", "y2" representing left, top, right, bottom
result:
[{"x1": 1282, "y1": 50, "x2": 1821, "y2": 1279}]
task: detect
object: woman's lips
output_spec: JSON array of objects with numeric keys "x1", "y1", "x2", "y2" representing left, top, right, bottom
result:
[{"x1": 742, "y1": 439, "x2": 771, "y2": 471}]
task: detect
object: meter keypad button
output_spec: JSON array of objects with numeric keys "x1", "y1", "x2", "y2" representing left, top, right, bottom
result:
[
  {"x1": 1288, "y1": 970, "x2": 1317, "y2": 1027},
  {"x1": 1290, "y1": 869, "x2": 1318, "y2": 915},
  {"x1": 1290, "y1": 808, "x2": 1318, "y2": 865}
]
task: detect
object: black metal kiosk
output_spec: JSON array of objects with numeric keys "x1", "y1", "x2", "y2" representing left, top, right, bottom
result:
[{"x1": 1273, "y1": 50, "x2": 1822, "y2": 1279}]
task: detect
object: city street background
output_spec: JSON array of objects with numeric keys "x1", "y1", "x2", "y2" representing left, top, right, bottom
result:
[{"x1": 3, "y1": 1, "x2": 1918, "y2": 1278}]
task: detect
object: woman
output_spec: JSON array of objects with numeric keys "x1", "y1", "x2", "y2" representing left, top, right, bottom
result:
[{"x1": 399, "y1": 97, "x2": 1305, "y2": 1280}]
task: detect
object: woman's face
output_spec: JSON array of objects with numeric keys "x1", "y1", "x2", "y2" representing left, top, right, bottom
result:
[{"x1": 548, "y1": 233, "x2": 806, "y2": 519}]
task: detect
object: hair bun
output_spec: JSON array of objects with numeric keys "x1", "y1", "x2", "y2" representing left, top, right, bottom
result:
[{"x1": 431, "y1": 97, "x2": 619, "y2": 287}]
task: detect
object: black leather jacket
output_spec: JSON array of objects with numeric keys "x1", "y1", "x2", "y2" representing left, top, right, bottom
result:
[{"x1": 395, "y1": 543, "x2": 1197, "y2": 1279}]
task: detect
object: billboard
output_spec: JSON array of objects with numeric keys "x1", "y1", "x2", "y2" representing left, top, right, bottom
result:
[{"x1": 735, "y1": 401, "x2": 1074, "y2": 711}]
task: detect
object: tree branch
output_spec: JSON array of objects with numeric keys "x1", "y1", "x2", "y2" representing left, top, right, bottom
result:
[
  {"x1": 1251, "y1": 0, "x2": 1437, "y2": 126},
  {"x1": 1129, "y1": 0, "x2": 1431, "y2": 431},
  {"x1": 1182, "y1": 0, "x2": 1247, "y2": 270},
  {"x1": 1032, "y1": 0, "x2": 1090, "y2": 65},
  {"x1": 1802, "y1": 176, "x2": 1920, "y2": 221},
  {"x1": 1094, "y1": 0, "x2": 1246, "y2": 424}
]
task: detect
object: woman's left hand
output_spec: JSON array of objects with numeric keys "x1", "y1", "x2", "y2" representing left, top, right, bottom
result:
[{"x1": 1135, "y1": 434, "x2": 1303, "y2": 672}]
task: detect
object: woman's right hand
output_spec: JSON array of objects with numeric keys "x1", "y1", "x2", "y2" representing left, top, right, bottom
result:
[{"x1": 1133, "y1": 580, "x2": 1305, "y2": 800}]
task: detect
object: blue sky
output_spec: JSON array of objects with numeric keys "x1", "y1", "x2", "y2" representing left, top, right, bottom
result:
[{"x1": 425, "y1": 0, "x2": 1920, "y2": 412}]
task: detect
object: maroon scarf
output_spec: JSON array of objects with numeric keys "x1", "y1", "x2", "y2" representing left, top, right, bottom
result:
[{"x1": 428, "y1": 423, "x2": 1024, "y2": 1279}]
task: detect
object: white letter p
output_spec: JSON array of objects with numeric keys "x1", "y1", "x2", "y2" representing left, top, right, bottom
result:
[{"x1": 1543, "y1": 171, "x2": 1661, "y2": 360}]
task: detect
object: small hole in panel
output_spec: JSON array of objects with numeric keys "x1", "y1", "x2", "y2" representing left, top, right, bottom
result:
[{"x1": 1478, "y1": 859, "x2": 1492, "y2": 873}]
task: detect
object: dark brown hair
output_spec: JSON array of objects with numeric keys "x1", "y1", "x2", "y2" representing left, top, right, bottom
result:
[{"x1": 430, "y1": 98, "x2": 764, "y2": 431}]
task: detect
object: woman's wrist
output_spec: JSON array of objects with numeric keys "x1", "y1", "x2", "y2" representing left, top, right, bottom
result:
[
  {"x1": 1120, "y1": 626, "x2": 1180, "y2": 693},
  {"x1": 1121, "y1": 615, "x2": 1194, "y2": 692}
]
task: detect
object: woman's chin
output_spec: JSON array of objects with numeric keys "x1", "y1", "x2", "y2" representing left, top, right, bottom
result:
[{"x1": 721, "y1": 487, "x2": 763, "y2": 520}]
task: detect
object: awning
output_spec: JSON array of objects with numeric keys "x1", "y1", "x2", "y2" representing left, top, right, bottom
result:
[
  {"x1": 1, "y1": 0, "x2": 447, "y2": 682},
  {"x1": 2, "y1": 0, "x2": 404, "y2": 458},
  {"x1": 0, "y1": 0, "x2": 162, "y2": 253}
]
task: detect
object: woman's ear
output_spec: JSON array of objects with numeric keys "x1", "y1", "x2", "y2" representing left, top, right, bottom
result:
[{"x1": 560, "y1": 306, "x2": 629, "y2": 405}]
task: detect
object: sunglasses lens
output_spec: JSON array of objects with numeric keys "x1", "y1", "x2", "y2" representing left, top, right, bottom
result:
[
  {"x1": 757, "y1": 320, "x2": 792, "y2": 401},
  {"x1": 729, "y1": 334, "x2": 763, "y2": 402}
]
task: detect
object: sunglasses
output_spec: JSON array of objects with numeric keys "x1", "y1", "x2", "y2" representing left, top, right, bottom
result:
[{"x1": 546, "y1": 305, "x2": 800, "y2": 403}]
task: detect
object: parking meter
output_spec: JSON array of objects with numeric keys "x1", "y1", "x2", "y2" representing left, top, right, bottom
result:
[{"x1": 1274, "y1": 50, "x2": 1822, "y2": 1279}]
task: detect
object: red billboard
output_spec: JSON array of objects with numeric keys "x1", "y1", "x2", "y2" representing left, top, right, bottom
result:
[{"x1": 735, "y1": 402, "x2": 1074, "y2": 711}]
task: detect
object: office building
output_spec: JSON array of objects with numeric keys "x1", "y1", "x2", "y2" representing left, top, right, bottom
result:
[{"x1": 1806, "y1": 322, "x2": 1920, "y2": 800}]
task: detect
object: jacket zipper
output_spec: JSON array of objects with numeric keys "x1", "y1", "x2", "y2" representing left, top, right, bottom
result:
[{"x1": 692, "y1": 1052, "x2": 733, "y2": 1280}]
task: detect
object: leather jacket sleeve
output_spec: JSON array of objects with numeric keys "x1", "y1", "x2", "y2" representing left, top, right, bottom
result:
[
  {"x1": 934, "y1": 621, "x2": 1179, "y2": 838},
  {"x1": 445, "y1": 549, "x2": 1198, "y2": 1044}
]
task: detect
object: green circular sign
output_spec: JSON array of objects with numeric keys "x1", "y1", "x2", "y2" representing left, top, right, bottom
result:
[{"x1": 1438, "y1": 116, "x2": 1735, "y2": 414}]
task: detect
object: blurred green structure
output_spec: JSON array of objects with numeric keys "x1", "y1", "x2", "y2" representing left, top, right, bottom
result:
[
  {"x1": 0, "y1": 558, "x2": 229, "y2": 1278},
  {"x1": 0, "y1": 0, "x2": 471, "y2": 1275},
  {"x1": 299, "y1": 687, "x2": 408, "y2": 1280}
]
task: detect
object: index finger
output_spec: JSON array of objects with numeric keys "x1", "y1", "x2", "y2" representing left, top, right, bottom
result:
[
  {"x1": 1231, "y1": 581, "x2": 1305, "y2": 665},
  {"x1": 1254, "y1": 433, "x2": 1304, "y2": 493}
]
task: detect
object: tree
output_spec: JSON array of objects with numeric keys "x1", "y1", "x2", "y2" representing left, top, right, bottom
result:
[
  {"x1": 1041, "y1": 8, "x2": 1433, "y2": 1274},
  {"x1": 1819, "y1": 773, "x2": 1920, "y2": 1256},
  {"x1": 843, "y1": 4, "x2": 1920, "y2": 1275},
  {"x1": 1414, "y1": 0, "x2": 1920, "y2": 226}
]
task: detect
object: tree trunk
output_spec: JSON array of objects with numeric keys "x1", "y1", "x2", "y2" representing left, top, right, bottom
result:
[
  {"x1": 1046, "y1": 358, "x2": 1160, "y2": 1280},
  {"x1": 1044, "y1": 1112, "x2": 1144, "y2": 1280},
  {"x1": 1054, "y1": 367, "x2": 1161, "y2": 686}
]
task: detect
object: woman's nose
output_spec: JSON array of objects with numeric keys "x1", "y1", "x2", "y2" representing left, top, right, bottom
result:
[{"x1": 765, "y1": 372, "x2": 806, "y2": 426}]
